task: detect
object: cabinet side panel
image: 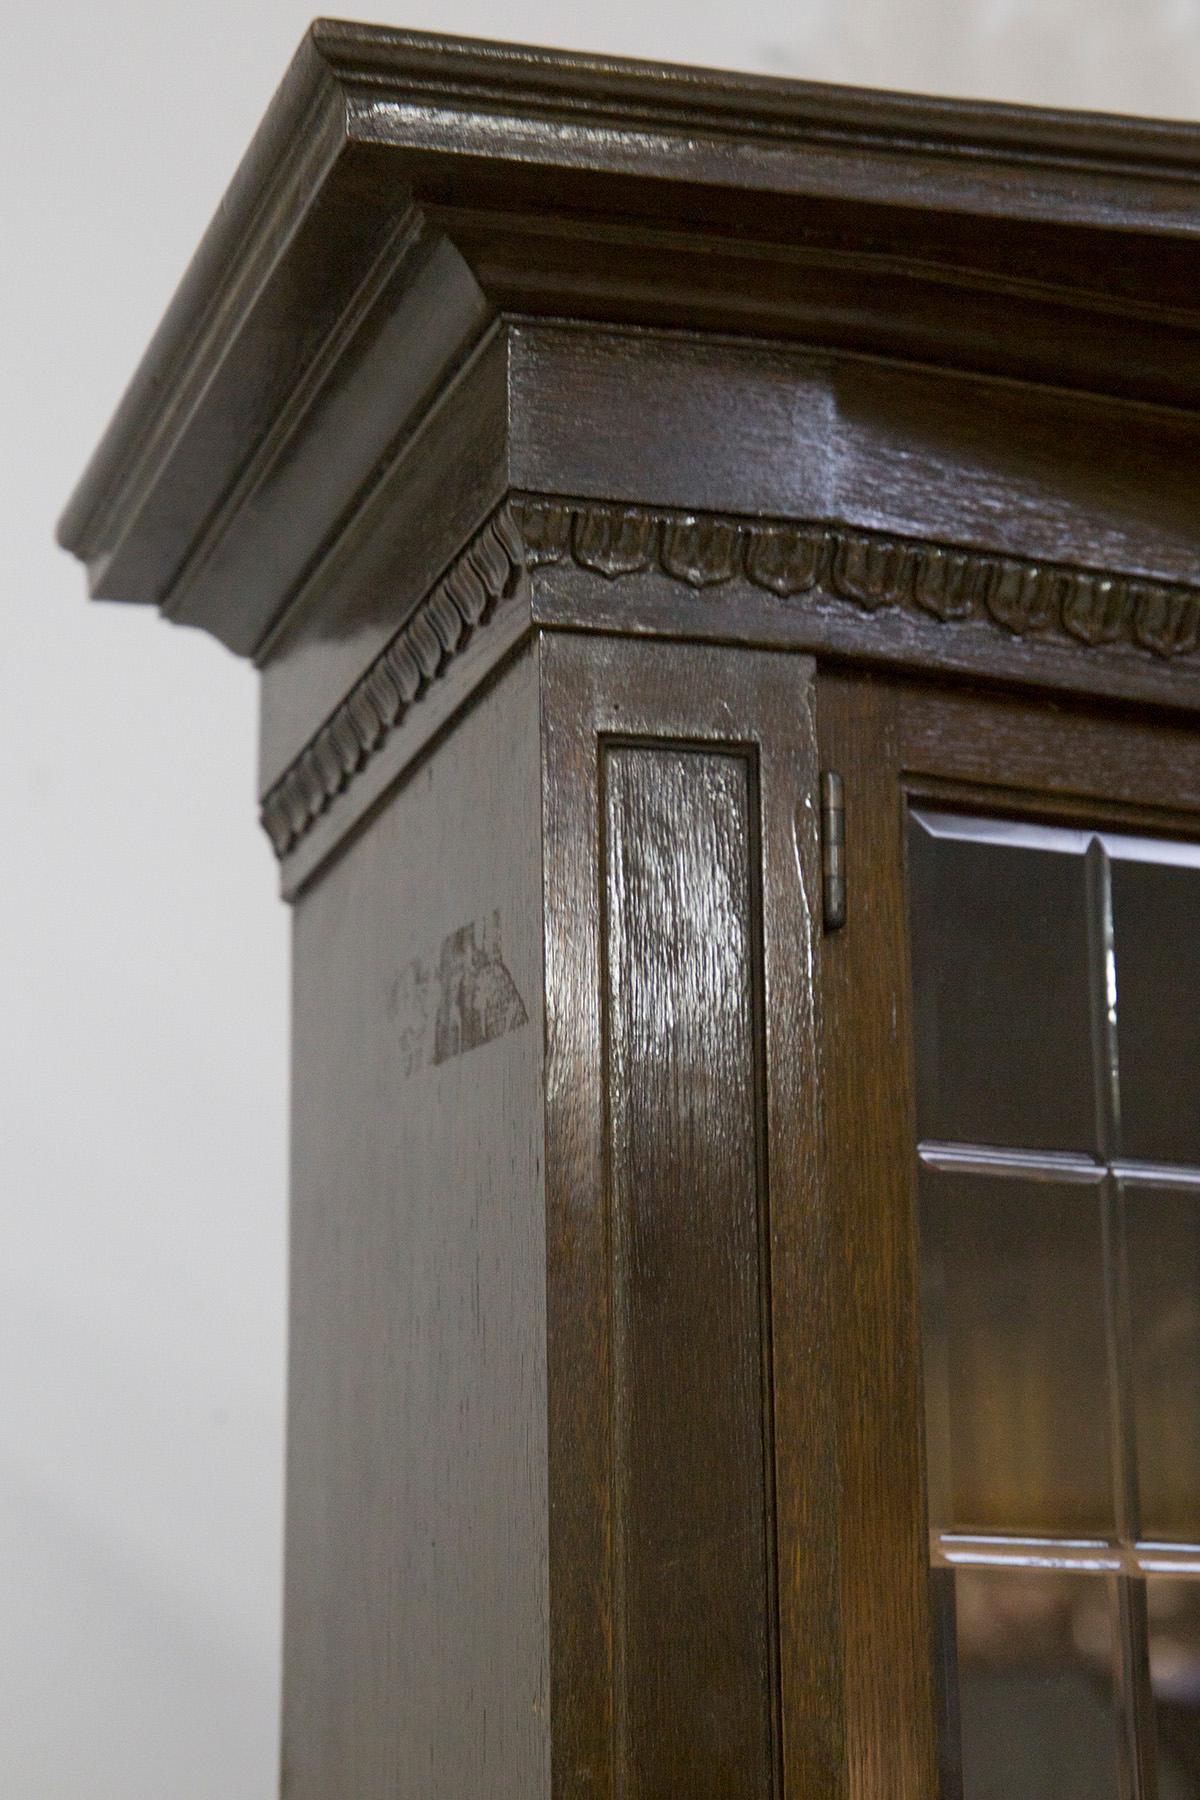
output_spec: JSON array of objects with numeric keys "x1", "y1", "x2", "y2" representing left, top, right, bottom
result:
[
  {"x1": 602, "y1": 744, "x2": 776, "y2": 1798},
  {"x1": 282, "y1": 645, "x2": 548, "y2": 1800}
]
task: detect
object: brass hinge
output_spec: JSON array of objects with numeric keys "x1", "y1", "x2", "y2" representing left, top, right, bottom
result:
[{"x1": 820, "y1": 770, "x2": 846, "y2": 931}]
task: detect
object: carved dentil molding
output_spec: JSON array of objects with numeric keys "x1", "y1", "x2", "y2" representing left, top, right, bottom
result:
[{"x1": 261, "y1": 494, "x2": 1200, "y2": 861}]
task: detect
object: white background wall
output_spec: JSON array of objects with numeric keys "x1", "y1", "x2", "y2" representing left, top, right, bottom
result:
[{"x1": 5, "y1": 2, "x2": 1199, "y2": 1795}]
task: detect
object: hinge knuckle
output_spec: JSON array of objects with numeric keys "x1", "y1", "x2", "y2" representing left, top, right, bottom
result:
[{"x1": 820, "y1": 769, "x2": 847, "y2": 931}]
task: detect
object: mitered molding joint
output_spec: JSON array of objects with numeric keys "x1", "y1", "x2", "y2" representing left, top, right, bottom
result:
[{"x1": 260, "y1": 492, "x2": 1200, "y2": 863}]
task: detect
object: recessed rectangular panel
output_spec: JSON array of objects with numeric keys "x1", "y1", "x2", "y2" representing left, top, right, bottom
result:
[
  {"x1": 603, "y1": 744, "x2": 776, "y2": 1797},
  {"x1": 908, "y1": 812, "x2": 1095, "y2": 1152},
  {"x1": 1127, "y1": 1183, "x2": 1200, "y2": 1544},
  {"x1": 921, "y1": 1167, "x2": 1113, "y2": 1535},
  {"x1": 1146, "y1": 1576, "x2": 1200, "y2": 1796},
  {"x1": 1112, "y1": 856, "x2": 1200, "y2": 1166},
  {"x1": 953, "y1": 1566, "x2": 1122, "y2": 1800}
]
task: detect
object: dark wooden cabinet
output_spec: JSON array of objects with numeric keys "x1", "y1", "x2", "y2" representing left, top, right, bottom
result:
[{"x1": 60, "y1": 23, "x2": 1200, "y2": 1798}]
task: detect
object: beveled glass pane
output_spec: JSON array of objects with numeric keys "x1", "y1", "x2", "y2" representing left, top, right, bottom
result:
[
  {"x1": 1147, "y1": 1577, "x2": 1200, "y2": 1798},
  {"x1": 1111, "y1": 854, "x2": 1200, "y2": 1166},
  {"x1": 953, "y1": 1566, "x2": 1121, "y2": 1800},
  {"x1": 908, "y1": 813, "x2": 1095, "y2": 1152},
  {"x1": 1127, "y1": 1182, "x2": 1200, "y2": 1544},
  {"x1": 921, "y1": 1167, "x2": 1112, "y2": 1534}
]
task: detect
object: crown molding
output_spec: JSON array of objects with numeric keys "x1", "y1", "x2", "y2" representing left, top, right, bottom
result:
[
  {"x1": 260, "y1": 492, "x2": 1200, "y2": 871},
  {"x1": 314, "y1": 20, "x2": 1200, "y2": 187},
  {"x1": 58, "y1": 25, "x2": 1200, "y2": 660}
]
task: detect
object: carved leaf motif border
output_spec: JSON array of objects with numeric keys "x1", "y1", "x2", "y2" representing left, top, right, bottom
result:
[
  {"x1": 517, "y1": 496, "x2": 1200, "y2": 659},
  {"x1": 261, "y1": 508, "x2": 525, "y2": 857},
  {"x1": 261, "y1": 494, "x2": 1200, "y2": 860}
]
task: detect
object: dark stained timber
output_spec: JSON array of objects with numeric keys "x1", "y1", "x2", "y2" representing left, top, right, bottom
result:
[
  {"x1": 283, "y1": 648, "x2": 549, "y2": 1799},
  {"x1": 602, "y1": 743, "x2": 777, "y2": 1796},
  {"x1": 540, "y1": 635, "x2": 836, "y2": 1800},
  {"x1": 57, "y1": 21, "x2": 1200, "y2": 1800},
  {"x1": 816, "y1": 673, "x2": 939, "y2": 1800},
  {"x1": 262, "y1": 498, "x2": 1200, "y2": 878}
]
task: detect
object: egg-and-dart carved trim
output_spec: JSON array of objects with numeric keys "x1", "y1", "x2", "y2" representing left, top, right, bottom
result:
[
  {"x1": 260, "y1": 506, "x2": 525, "y2": 858},
  {"x1": 515, "y1": 495, "x2": 1200, "y2": 659},
  {"x1": 262, "y1": 493, "x2": 1200, "y2": 860}
]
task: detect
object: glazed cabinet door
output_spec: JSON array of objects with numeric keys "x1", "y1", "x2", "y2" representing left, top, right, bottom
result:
[{"x1": 820, "y1": 672, "x2": 1200, "y2": 1800}]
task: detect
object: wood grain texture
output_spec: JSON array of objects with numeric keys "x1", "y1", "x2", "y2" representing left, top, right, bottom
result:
[
  {"x1": 892, "y1": 679, "x2": 1200, "y2": 1800},
  {"x1": 59, "y1": 23, "x2": 1200, "y2": 655},
  {"x1": 258, "y1": 323, "x2": 511, "y2": 790},
  {"x1": 262, "y1": 478, "x2": 1200, "y2": 896},
  {"x1": 815, "y1": 671, "x2": 939, "y2": 1800},
  {"x1": 283, "y1": 644, "x2": 548, "y2": 1799},
  {"x1": 517, "y1": 485, "x2": 1200, "y2": 719},
  {"x1": 51, "y1": 29, "x2": 1200, "y2": 1800},
  {"x1": 510, "y1": 327, "x2": 1200, "y2": 588},
  {"x1": 261, "y1": 506, "x2": 527, "y2": 864},
  {"x1": 603, "y1": 744, "x2": 775, "y2": 1798},
  {"x1": 899, "y1": 681, "x2": 1200, "y2": 818},
  {"x1": 276, "y1": 602, "x2": 535, "y2": 903},
  {"x1": 541, "y1": 634, "x2": 839, "y2": 1800}
]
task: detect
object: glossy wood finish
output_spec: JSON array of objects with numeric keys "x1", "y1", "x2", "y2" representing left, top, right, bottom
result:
[
  {"x1": 540, "y1": 636, "x2": 836, "y2": 1799},
  {"x1": 257, "y1": 326, "x2": 512, "y2": 792},
  {"x1": 58, "y1": 22, "x2": 1200, "y2": 658},
  {"x1": 510, "y1": 327, "x2": 1200, "y2": 582},
  {"x1": 851, "y1": 680, "x2": 1200, "y2": 1800},
  {"x1": 605, "y1": 743, "x2": 775, "y2": 1795},
  {"x1": 816, "y1": 674, "x2": 939, "y2": 1800},
  {"x1": 58, "y1": 24, "x2": 1200, "y2": 1800},
  {"x1": 899, "y1": 683, "x2": 1200, "y2": 822},
  {"x1": 243, "y1": 286, "x2": 1200, "y2": 818}
]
